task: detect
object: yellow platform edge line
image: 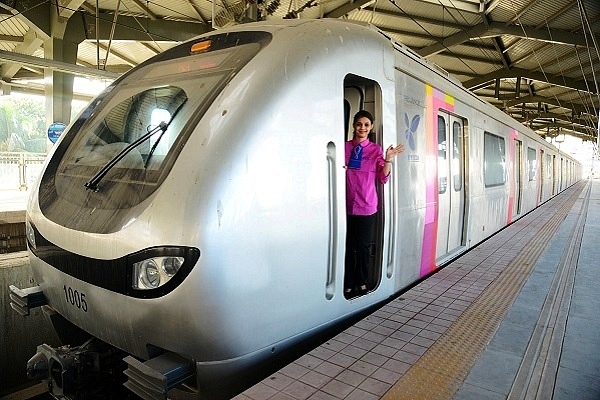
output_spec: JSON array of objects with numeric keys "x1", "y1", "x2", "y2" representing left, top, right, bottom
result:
[{"x1": 382, "y1": 182, "x2": 585, "y2": 400}]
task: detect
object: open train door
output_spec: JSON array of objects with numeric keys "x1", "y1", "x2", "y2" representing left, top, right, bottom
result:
[
  {"x1": 342, "y1": 74, "x2": 385, "y2": 297},
  {"x1": 436, "y1": 112, "x2": 467, "y2": 259}
]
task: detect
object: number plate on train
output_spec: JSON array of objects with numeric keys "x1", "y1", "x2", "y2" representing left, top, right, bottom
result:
[{"x1": 62, "y1": 285, "x2": 88, "y2": 312}]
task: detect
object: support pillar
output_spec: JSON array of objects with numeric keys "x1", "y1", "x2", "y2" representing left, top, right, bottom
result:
[{"x1": 43, "y1": 8, "x2": 80, "y2": 151}]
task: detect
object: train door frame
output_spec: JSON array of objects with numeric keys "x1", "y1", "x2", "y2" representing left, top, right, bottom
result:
[
  {"x1": 435, "y1": 111, "x2": 468, "y2": 260},
  {"x1": 552, "y1": 155, "x2": 557, "y2": 195},
  {"x1": 343, "y1": 74, "x2": 385, "y2": 297},
  {"x1": 559, "y1": 158, "x2": 564, "y2": 191},
  {"x1": 546, "y1": 153, "x2": 553, "y2": 197},
  {"x1": 513, "y1": 139, "x2": 523, "y2": 218},
  {"x1": 539, "y1": 149, "x2": 544, "y2": 203}
]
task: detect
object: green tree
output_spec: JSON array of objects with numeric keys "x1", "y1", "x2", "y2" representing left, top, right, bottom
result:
[{"x1": 0, "y1": 96, "x2": 46, "y2": 153}]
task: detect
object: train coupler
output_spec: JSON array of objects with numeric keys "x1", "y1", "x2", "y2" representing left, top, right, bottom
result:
[
  {"x1": 27, "y1": 338, "x2": 128, "y2": 398},
  {"x1": 9, "y1": 284, "x2": 48, "y2": 316},
  {"x1": 124, "y1": 352, "x2": 195, "y2": 400}
]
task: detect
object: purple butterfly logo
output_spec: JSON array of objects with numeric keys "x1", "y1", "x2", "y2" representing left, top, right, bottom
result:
[{"x1": 404, "y1": 113, "x2": 420, "y2": 151}]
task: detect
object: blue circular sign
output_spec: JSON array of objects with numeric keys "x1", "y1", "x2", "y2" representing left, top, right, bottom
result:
[{"x1": 48, "y1": 122, "x2": 66, "y2": 144}]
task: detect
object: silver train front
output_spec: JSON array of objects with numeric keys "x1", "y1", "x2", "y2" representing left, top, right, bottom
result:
[{"x1": 21, "y1": 18, "x2": 581, "y2": 399}]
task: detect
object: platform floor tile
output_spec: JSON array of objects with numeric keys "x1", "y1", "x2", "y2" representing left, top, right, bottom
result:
[{"x1": 235, "y1": 181, "x2": 587, "y2": 400}]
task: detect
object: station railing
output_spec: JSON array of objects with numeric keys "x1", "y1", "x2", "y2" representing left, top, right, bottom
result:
[{"x1": 0, "y1": 152, "x2": 47, "y2": 191}]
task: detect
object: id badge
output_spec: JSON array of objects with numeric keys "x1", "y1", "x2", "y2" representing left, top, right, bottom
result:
[{"x1": 348, "y1": 145, "x2": 363, "y2": 169}]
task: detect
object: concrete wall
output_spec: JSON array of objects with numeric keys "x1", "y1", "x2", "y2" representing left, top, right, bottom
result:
[{"x1": 0, "y1": 252, "x2": 60, "y2": 396}]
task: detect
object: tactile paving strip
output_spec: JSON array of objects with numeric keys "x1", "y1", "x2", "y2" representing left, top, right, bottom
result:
[{"x1": 382, "y1": 181, "x2": 586, "y2": 400}]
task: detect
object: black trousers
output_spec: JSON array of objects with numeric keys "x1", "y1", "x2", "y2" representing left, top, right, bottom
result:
[{"x1": 345, "y1": 213, "x2": 376, "y2": 290}]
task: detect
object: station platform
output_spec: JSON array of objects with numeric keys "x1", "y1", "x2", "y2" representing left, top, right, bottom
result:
[
  {"x1": 235, "y1": 179, "x2": 600, "y2": 400},
  {"x1": 0, "y1": 189, "x2": 29, "y2": 214}
]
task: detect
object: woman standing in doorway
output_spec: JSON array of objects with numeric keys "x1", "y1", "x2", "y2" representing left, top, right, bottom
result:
[{"x1": 345, "y1": 110, "x2": 404, "y2": 298}]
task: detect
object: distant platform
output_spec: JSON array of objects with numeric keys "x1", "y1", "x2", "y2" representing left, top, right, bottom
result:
[{"x1": 0, "y1": 190, "x2": 28, "y2": 223}]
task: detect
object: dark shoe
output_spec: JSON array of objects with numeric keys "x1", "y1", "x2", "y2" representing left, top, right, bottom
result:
[{"x1": 345, "y1": 287, "x2": 360, "y2": 298}]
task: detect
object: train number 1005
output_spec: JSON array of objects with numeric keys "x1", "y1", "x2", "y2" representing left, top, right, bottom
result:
[{"x1": 63, "y1": 285, "x2": 88, "y2": 312}]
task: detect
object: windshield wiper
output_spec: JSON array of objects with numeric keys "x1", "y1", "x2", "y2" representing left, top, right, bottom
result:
[
  {"x1": 84, "y1": 99, "x2": 188, "y2": 192},
  {"x1": 144, "y1": 122, "x2": 168, "y2": 169}
]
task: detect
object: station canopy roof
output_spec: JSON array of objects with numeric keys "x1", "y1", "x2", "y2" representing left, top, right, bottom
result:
[{"x1": 0, "y1": 0, "x2": 598, "y2": 143}]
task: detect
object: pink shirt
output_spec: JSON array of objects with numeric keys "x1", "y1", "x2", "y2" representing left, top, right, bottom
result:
[{"x1": 345, "y1": 139, "x2": 390, "y2": 216}]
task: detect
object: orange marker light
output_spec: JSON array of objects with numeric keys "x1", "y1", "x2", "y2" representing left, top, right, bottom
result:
[{"x1": 191, "y1": 40, "x2": 212, "y2": 54}]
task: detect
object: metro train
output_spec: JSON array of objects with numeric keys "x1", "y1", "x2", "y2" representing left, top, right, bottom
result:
[{"x1": 10, "y1": 18, "x2": 580, "y2": 399}]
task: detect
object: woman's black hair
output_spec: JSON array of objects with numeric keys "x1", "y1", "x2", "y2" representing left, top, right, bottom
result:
[{"x1": 353, "y1": 110, "x2": 374, "y2": 124}]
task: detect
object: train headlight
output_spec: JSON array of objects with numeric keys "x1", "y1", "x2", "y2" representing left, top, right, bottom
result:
[
  {"x1": 133, "y1": 256, "x2": 184, "y2": 290},
  {"x1": 128, "y1": 247, "x2": 199, "y2": 297},
  {"x1": 162, "y1": 257, "x2": 182, "y2": 276}
]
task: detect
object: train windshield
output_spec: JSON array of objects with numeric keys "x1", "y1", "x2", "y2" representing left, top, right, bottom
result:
[
  {"x1": 80, "y1": 87, "x2": 189, "y2": 192},
  {"x1": 57, "y1": 45, "x2": 253, "y2": 193},
  {"x1": 38, "y1": 31, "x2": 271, "y2": 233}
]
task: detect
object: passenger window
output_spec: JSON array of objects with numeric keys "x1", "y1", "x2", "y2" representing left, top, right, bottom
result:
[{"x1": 484, "y1": 131, "x2": 506, "y2": 187}]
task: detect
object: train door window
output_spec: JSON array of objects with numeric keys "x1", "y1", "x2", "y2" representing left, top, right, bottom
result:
[
  {"x1": 527, "y1": 147, "x2": 537, "y2": 181},
  {"x1": 438, "y1": 116, "x2": 448, "y2": 194},
  {"x1": 453, "y1": 121, "x2": 463, "y2": 191},
  {"x1": 342, "y1": 74, "x2": 384, "y2": 299}
]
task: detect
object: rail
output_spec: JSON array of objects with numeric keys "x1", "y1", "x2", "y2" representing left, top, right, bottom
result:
[{"x1": 0, "y1": 152, "x2": 47, "y2": 191}]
